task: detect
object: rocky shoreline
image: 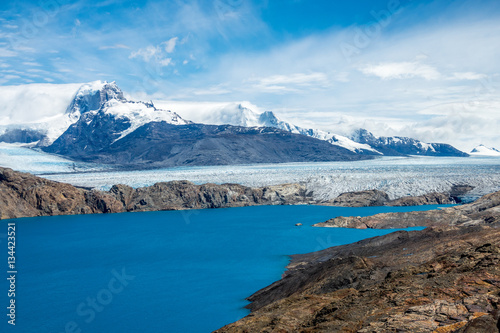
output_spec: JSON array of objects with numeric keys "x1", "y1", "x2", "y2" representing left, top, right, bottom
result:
[
  {"x1": 3, "y1": 166, "x2": 498, "y2": 332},
  {"x1": 215, "y1": 191, "x2": 500, "y2": 333},
  {"x1": 314, "y1": 189, "x2": 500, "y2": 229},
  {"x1": 0, "y1": 167, "x2": 460, "y2": 220}
]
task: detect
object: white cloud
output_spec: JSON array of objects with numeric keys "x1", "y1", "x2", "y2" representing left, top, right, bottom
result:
[
  {"x1": 129, "y1": 45, "x2": 160, "y2": 62},
  {"x1": 99, "y1": 44, "x2": 130, "y2": 50},
  {"x1": 163, "y1": 37, "x2": 178, "y2": 53},
  {"x1": 359, "y1": 61, "x2": 441, "y2": 80},
  {"x1": 0, "y1": 83, "x2": 82, "y2": 125},
  {"x1": 0, "y1": 48, "x2": 17, "y2": 57},
  {"x1": 153, "y1": 100, "x2": 262, "y2": 126},
  {"x1": 398, "y1": 100, "x2": 500, "y2": 152},
  {"x1": 129, "y1": 39, "x2": 178, "y2": 67},
  {"x1": 22, "y1": 61, "x2": 42, "y2": 67},
  {"x1": 12, "y1": 45, "x2": 35, "y2": 53},
  {"x1": 255, "y1": 72, "x2": 328, "y2": 86},
  {"x1": 193, "y1": 85, "x2": 231, "y2": 96},
  {"x1": 334, "y1": 72, "x2": 350, "y2": 82},
  {"x1": 249, "y1": 72, "x2": 329, "y2": 93},
  {"x1": 2, "y1": 74, "x2": 20, "y2": 80},
  {"x1": 449, "y1": 72, "x2": 487, "y2": 81},
  {"x1": 158, "y1": 58, "x2": 172, "y2": 67}
]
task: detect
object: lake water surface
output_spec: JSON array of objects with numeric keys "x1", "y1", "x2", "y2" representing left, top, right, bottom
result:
[{"x1": 1, "y1": 205, "x2": 446, "y2": 332}]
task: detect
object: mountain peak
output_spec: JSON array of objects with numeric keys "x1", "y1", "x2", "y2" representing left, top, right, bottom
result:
[
  {"x1": 350, "y1": 128, "x2": 377, "y2": 143},
  {"x1": 66, "y1": 81, "x2": 126, "y2": 116},
  {"x1": 470, "y1": 144, "x2": 500, "y2": 156},
  {"x1": 258, "y1": 111, "x2": 279, "y2": 127}
]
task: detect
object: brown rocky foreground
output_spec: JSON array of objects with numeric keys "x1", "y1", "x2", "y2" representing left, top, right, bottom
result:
[
  {"x1": 215, "y1": 191, "x2": 500, "y2": 333},
  {"x1": 0, "y1": 167, "x2": 460, "y2": 220}
]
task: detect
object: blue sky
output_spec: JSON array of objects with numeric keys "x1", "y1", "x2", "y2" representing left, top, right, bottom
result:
[{"x1": 1, "y1": 0, "x2": 500, "y2": 149}]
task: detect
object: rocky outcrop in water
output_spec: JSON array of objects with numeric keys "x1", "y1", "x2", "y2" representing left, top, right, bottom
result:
[
  {"x1": 325, "y1": 189, "x2": 390, "y2": 207},
  {"x1": 215, "y1": 192, "x2": 500, "y2": 333},
  {"x1": 314, "y1": 190, "x2": 500, "y2": 229},
  {"x1": 321, "y1": 190, "x2": 456, "y2": 207},
  {"x1": 387, "y1": 192, "x2": 454, "y2": 206}
]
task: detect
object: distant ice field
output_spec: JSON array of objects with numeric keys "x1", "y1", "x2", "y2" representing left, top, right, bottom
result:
[{"x1": 1, "y1": 143, "x2": 499, "y2": 200}]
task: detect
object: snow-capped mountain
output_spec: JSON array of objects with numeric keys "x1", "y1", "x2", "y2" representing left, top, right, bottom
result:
[
  {"x1": 59, "y1": 81, "x2": 189, "y2": 144},
  {"x1": 42, "y1": 82, "x2": 365, "y2": 167},
  {"x1": 350, "y1": 128, "x2": 469, "y2": 157},
  {"x1": 256, "y1": 111, "x2": 380, "y2": 154},
  {"x1": 163, "y1": 102, "x2": 466, "y2": 157},
  {"x1": 0, "y1": 81, "x2": 469, "y2": 167},
  {"x1": 470, "y1": 144, "x2": 500, "y2": 156},
  {"x1": 0, "y1": 81, "x2": 188, "y2": 146},
  {"x1": 164, "y1": 102, "x2": 380, "y2": 154}
]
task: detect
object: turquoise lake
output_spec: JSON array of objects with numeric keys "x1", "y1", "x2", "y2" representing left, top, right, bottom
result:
[{"x1": 0, "y1": 205, "x2": 447, "y2": 332}]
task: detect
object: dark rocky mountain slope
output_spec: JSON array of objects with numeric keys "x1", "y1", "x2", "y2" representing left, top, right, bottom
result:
[{"x1": 44, "y1": 121, "x2": 368, "y2": 167}]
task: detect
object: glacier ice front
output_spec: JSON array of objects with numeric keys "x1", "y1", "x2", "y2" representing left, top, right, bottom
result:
[{"x1": 32, "y1": 155, "x2": 500, "y2": 202}]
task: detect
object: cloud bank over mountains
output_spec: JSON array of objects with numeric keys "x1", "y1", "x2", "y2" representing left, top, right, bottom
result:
[{"x1": 0, "y1": 0, "x2": 499, "y2": 151}]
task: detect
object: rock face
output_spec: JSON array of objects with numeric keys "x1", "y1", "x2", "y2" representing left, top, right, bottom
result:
[
  {"x1": 314, "y1": 191, "x2": 500, "y2": 229},
  {"x1": 0, "y1": 167, "x2": 314, "y2": 220},
  {"x1": 387, "y1": 192, "x2": 454, "y2": 206},
  {"x1": 216, "y1": 192, "x2": 500, "y2": 332},
  {"x1": 327, "y1": 189, "x2": 390, "y2": 207},
  {"x1": 322, "y1": 190, "x2": 456, "y2": 207},
  {"x1": 450, "y1": 184, "x2": 476, "y2": 203},
  {"x1": 110, "y1": 181, "x2": 313, "y2": 212},
  {"x1": 0, "y1": 167, "x2": 124, "y2": 219}
]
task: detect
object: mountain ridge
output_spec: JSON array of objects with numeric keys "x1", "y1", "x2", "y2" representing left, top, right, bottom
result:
[
  {"x1": 165, "y1": 101, "x2": 468, "y2": 157},
  {"x1": 0, "y1": 81, "x2": 469, "y2": 166},
  {"x1": 44, "y1": 121, "x2": 367, "y2": 167}
]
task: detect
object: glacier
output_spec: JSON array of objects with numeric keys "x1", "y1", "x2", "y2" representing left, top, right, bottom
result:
[
  {"x1": 0, "y1": 143, "x2": 104, "y2": 174},
  {"x1": 0, "y1": 144, "x2": 493, "y2": 201},
  {"x1": 1, "y1": 143, "x2": 498, "y2": 201},
  {"x1": 41, "y1": 157, "x2": 500, "y2": 201}
]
